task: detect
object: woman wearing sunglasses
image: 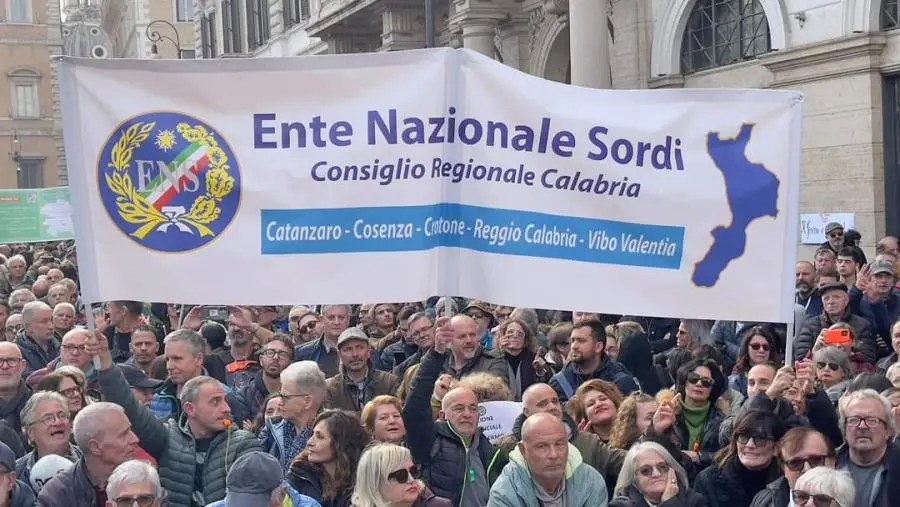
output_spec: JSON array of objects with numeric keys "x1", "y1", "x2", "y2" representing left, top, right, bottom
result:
[
  {"x1": 694, "y1": 410, "x2": 784, "y2": 507},
  {"x1": 791, "y1": 467, "x2": 854, "y2": 507},
  {"x1": 812, "y1": 347, "x2": 852, "y2": 406},
  {"x1": 730, "y1": 327, "x2": 779, "y2": 398},
  {"x1": 610, "y1": 441, "x2": 705, "y2": 507},
  {"x1": 352, "y1": 443, "x2": 451, "y2": 507}
]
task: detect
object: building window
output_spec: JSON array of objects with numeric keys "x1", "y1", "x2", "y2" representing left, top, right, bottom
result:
[
  {"x1": 16, "y1": 159, "x2": 44, "y2": 189},
  {"x1": 283, "y1": 0, "x2": 308, "y2": 29},
  {"x1": 201, "y1": 13, "x2": 217, "y2": 57},
  {"x1": 9, "y1": 70, "x2": 40, "y2": 119},
  {"x1": 883, "y1": 0, "x2": 900, "y2": 30},
  {"x1": 247, "y1": 0, "x2": 270, "y2": 50},
  {"x1": 680, "y1": 0, "x2": 771, "y2": 74},
  {"x1": 7, "y1": 0, "x2": 31, "y2": 22},
  {"x1": 176, "y1": 0, "x2": 193, "y2": 22},
  {"x1": 221, "y1": 0, "x2": 242, "y2": 53}
]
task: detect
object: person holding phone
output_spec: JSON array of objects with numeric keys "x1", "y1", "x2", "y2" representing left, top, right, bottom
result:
[{"x1": 794, "y1": 283, "x2": 877, "y2": 365}]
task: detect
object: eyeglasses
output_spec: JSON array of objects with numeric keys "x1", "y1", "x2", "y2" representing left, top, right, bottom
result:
[
  {"x1": 112, "y1": 495, "x2": 157, "y2": 507},
  {"x1": 59, "y1": 386, "x2": 83, "y2": 398},
  {"x1": 846, "y1": 416, "x2": 885, "y2": 428},
  {"x1": 261, "y1": 349, "x2": 292, "y2": 360},
  {"x1": 816, "y1": 362, "x2": 840, "y2": 372},
  {"x1": 410, "y1": 328, "x2": 434, "y2": 340},
  {"x1": 783, "y1": 455, "x2": 830, "y2": 472},
  {"x1": 828, "y1": 232, "x2": 844, "y2": 239},
  {"x1": 504, "y1": 330, "x2": 525, "y2": 339},
  {"x1": 686, "y1": 374, "x2": 713, "y2": 388},
  {"x1": 637, "y1": 463, "x2": 669, "y2": 478},
  {"x1": 792, "y1": 490, "x2": 837, "y2": 507},
  {"x1": 277, "y1": 392, "x2": 310, "y2": 401},
  {"x1": 749, "y1": 343, "x2": 770, "y2": 352},
  {"x1": 736, "y1": 433, "x2": 773, "y2": 446},
  {"x1": 387, "y1": 465, "x2": 419, "y2": 484},
  {"x1": 298, "y1": 321, "x2": 319, "y2": 333},
  {"x1": 61, "y1": 344, "x2": 86, "y2": 353},
  {"x1": 466, "y1": 312, "x2": 489, "y2": 321},
  {"x1": 0, "y1": 357, "x2": 23, "y2": 368},
  {"x1": 35, "y1": 411, "x2": 69, "y2": 426}
]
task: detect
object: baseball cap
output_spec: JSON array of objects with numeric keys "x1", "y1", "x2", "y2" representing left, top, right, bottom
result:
[
  {"x1": 120, "y1": 364, "x2": 163, "y2": 390},
  {"x1": 0, "y1": 442, "x2": 13, "y2": 472},
  {"x1": 337, "y1": 327, "x2": 370, "y2": 348},
  {"x1": 224, "y1": 452, "x2": 283, "y2": 507},
  {"x1": 825, "y1": 222, "x2": 844, "y2": 234},
  {"x1": 871, "y1": 261, "x2": 896, "y2": 277}
]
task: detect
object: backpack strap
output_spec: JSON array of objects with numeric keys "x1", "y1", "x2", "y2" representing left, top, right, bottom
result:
[{"x1": 556, "y1": 373, "x2": 575, "y2": 400}]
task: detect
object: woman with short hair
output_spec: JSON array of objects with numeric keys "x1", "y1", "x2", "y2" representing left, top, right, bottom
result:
[
  {"x1": 792, "y1": 467, "x2": 854, "y2": 507},
  {"x1": 610, "y1": 441, "x2": 706, "y2": 507},
  {"x1": 351, "y1": 443, "x2": 451, "y2": 507}
]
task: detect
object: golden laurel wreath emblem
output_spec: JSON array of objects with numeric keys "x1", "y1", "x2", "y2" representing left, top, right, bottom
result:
[{"x1": 104, "y1": 121, "x2": 235, "y2": 239}]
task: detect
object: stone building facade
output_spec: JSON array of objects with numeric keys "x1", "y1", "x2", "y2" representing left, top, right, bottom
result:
[
  {"x1": 100, "y1": 0, "x2": 196, "y2": 58},
  {"x1": 0, "y1": 0, "x2": 65, "y2": 188},
  {"x1": 192, "y1": 0, "x2": 900, "y2": 255}
]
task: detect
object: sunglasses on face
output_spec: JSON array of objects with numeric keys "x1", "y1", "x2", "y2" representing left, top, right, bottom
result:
[
  {"x1": 686, "y1": 374, "x2": 713, "y2": 388},
  {"x1": 387, "y1": 465, "x2": 419, "y2": 484},
  {"x1": 792, "y1": 490, "x2": 837, "y2": 507},
  {"x1": 637, "y1": 463, "x2": 670, "y2": 478},
  {"x1": 298, "y1": 321, "x2": 318, "y2": 333},
  {"x1": 816, "y1": 362, "x2": 840, "y2": 372},
  {"x1": 736, "y1": 433, "x2": 773, "y2": 445},
  {"x1": 783, "y1": 455, "x2": 830, "y2": 472},
  {"x1": 828, "y1": 232, "x2": 844, "y2": 238},
  {"x1": 112, "y1": 495, "x2": 156, "y2": 507},
  {"x1": 749, "y1": 343, "x2": 770, "y2": 352}
]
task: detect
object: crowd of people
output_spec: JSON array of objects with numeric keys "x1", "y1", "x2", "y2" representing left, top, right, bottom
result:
[{"x1": 0, "y1": 223, "x2": 896, "y2": 506}]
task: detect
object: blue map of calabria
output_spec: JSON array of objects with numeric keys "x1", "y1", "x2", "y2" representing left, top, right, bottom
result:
[{"x1": 692, "y1": 124, "x2": 779, "y2": 287}]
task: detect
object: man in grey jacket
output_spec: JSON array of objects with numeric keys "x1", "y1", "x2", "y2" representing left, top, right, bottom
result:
[
  {"x1": 87, "y1": 329, "x2": 261, "y2": 507},
  {"x1": 488, "y1": 414, "x2": 607, "y2": 507}
]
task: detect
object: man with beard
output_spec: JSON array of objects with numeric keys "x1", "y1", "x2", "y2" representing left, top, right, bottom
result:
[
  {"x1": 442, "y1": 314, "x2": 507, "y2": 383},
  {"x1": 796, "y1": 260, "x2": 823, "y2": 316},
  {"x1": 238, "y1": 335, "x2": 293, "y2": 420},
  {"x1": 549, "y1": 319, "x2": 637, "y2": 401},
  {"x1": 325, "y1": 328, "x2": 399, "y2": 412},
  {"x1": 222, "y1": 308, "x2": 262, "y2": 390}
]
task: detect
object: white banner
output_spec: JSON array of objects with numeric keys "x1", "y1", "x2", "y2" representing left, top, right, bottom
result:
[{"x1": 60, "y1": 49, "x2": 802, "y2": 322}]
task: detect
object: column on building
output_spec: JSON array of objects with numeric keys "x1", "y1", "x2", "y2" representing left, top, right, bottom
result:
[
  {"x1": 459, "y1": 19, "x2": 496, "y2": 56},
  {"x1": 569, "y1": 0, "x2": 609, "y2": 88},
  {"x1": 379, "y1": 1, "x2": 426, "y2": 51},
  {"x1": 449, "y1": 0, "x2": 514, "y2": 58},
  {"x1": 498, "y1": 15, "x2": 529, "y2": 70}
]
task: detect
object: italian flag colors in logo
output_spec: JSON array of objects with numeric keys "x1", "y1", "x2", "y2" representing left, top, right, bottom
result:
[{"x1": 140, "y1": 143, "x2": 211, "y2": 210}]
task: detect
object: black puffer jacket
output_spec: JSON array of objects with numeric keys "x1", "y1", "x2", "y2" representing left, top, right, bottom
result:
[
  {"x1": 749, "y1": 476, "x2": 790, "y2": 507},
  {"x1": 286, "y1": 461, "x2": 351, "y2": 507},
  {"x1": 402, "y1": 349, "x2": 495, "y2": 506},
  {"x1": 611, "y1": 484, "x2": 708, "y2": 507},
  {"x1": 694, "y1": 460, "x2": 781, "y2": 507}
]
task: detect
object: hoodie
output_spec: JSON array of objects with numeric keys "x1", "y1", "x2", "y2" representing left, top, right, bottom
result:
[{"x1": 487, "y1": 444, "x2": 607, "y2": 507}]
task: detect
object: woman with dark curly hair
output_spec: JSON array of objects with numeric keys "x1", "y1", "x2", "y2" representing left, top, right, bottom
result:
[
  {"x1": 286, "y1": 409, "x2": 372, "y2": 507},
  {"x1": 729, "y1": 326, "x2": 779, "y2": 397}
]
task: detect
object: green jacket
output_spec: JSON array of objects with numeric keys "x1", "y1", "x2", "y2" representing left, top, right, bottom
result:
[{"x1": 98, "y1": 365, "x2": 261, "y2": 507}]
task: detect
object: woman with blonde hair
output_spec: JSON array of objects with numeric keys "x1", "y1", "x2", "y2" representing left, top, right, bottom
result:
[
  {"x1": 567, "y1": 379, "x2": 623, "y2": 443},
  {"x1": 352, "y1": 443, "x2": 451, "y2": 507},
  {"x1": 610, "y1": 392, "x2": 658, "y2": 449},
  {"x1": 361, "y1": 396, "x2": 406, "y2": 444}
]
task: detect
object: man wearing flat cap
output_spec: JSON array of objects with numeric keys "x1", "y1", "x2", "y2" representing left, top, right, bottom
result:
[
  {"x1": 794, "y1": 282, "x2": 877, "y2": 363},
  {"x1": 822, "y1": 222, "x2": 844, "y2": 253}
]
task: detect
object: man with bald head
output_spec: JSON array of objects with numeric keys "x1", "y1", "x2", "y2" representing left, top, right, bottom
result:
[
  {"x1": 26, "y1": 328, "x2": 95, "y2": 389},
  {"x1": 489, "y1": 413, "x2": 607, "y2": 506},
  {"x1": 443, "y1": 314, "x2": 508, "y2": 384},
  {"x1": 492, "y1": 384, "x2": 625, "y2": 497},
  {"x1": 402, "y1": 317, "x2": 496, "y2": 506}
]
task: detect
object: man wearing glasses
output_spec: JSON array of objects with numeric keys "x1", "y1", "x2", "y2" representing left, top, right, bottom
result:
[
  {"x1": 836, "y1": 389, "x2": 898, "y2": 507},
  {"x1": 237, "y1": 335, "x2": 294, "y2": 420},
  {"x1": 0, "y1": 342, "x2": 32, "y2": 436},
  {"x1": 822, "y1": 222, "x2": 844, "y2": 254}
]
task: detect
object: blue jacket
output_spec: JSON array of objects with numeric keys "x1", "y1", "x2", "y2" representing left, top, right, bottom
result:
[
  {"x1": 549, "y1": 356, "x2": 637, "y2": 401},
  {"x1": 16, "y1": 331, "x2": 59, "y2": 378},
  {"x1": 488, "y1": 444, "x2": 607, "y2": 507}
]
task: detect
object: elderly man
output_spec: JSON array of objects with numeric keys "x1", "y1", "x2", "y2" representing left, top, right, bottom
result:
[
  {"x1": 443, "y1": 314, "x2": 507, "y2": 383},
  {"x1": 403, "y1": 317, "x2": 495, "y2": 506},
  {"x1": 16, "y1": 301, "x2": 58, "y2": 377},
  {"x1": 26, "y1": 327, "x2": 94, "y2": 389},
  {"x1": 16, "y1": 391, "x2": 80, "y2": 488},
  {"x1": 492, "y1": 384, "x2": 625, "y2": 492},
  {"x1": 0, "y1": 342, "x2": 32, "y2": 438},
  {"x1": 835, "y1": 389, "x2": 899, "y2": 507},
  {"x1": 488, "y1": 413, "x2": 607, "y2": 507},
  {"x1": 89, "y1": 329, "x2": 262, "y2": 507},
  {"x1": 7, "y1": 288, "x2": 35, "y2": 314},
  {"x1": 794, "y1": 282, "x2": 877, "y2": 363},
  {"x1": 263, "y1": 361, "x2": 326, "y2": 471},
  {"x1": 205, "y1": 452, "x2": 295, "y2": 507},
  {"x1": 295, "y1": 304, "x2": 351, "y2": 377},
  {"x1": 105, "y1": 460, "x2": 165, "y2": 507},
  {"x1": 37, "y1": 402, "x2": 139, "y2": 506}
]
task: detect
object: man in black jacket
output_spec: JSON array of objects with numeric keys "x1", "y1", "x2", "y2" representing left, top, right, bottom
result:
[{"x1": 402, "y1": 317, "x2": 494, "y2": 507}]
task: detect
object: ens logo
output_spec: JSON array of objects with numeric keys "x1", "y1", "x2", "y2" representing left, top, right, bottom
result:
[{"x1": 97, "y1": 111, "x2": 241, "y2": 252}]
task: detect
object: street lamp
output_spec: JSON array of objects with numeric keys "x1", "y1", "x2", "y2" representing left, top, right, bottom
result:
[
  {"x1": 9, "y1": 131, "x2": 21, "y2": 173},
  {"x1": 146, "y1": 20, "x2": 182, "y2": 58}
]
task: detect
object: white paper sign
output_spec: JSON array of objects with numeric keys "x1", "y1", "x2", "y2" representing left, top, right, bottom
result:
[
  {"x1": 60, "y1": 49, "x2": 802, "y2": 322},
  {"x1": 800, "y1": 213, "x2": 855, "y2": 245},
  {"x1": 478, "y1": 401, "x2": 523, "y2": 442}
]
